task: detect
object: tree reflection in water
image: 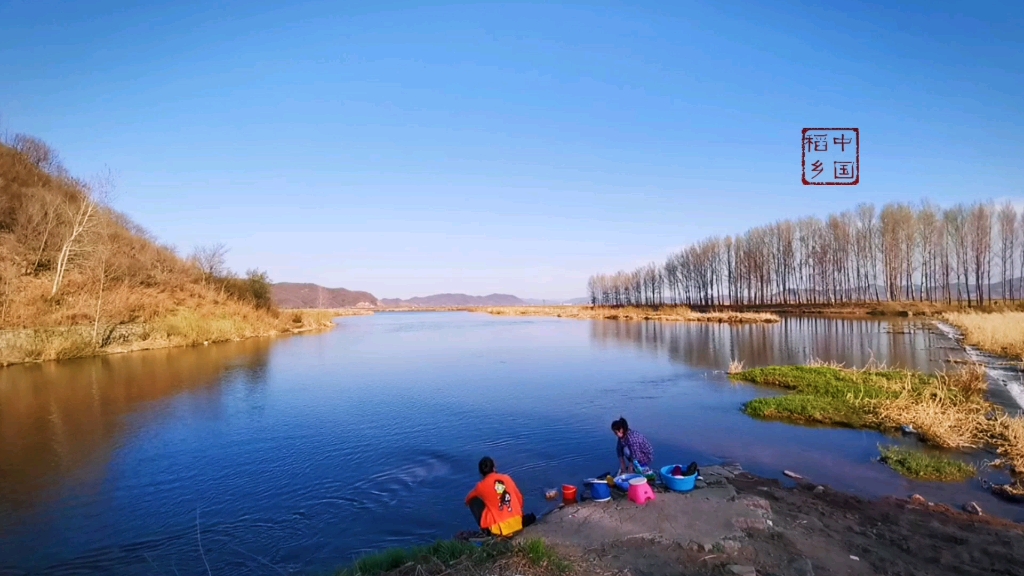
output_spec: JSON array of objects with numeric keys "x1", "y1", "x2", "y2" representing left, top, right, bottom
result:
[
  {"x1": 589, "y1": 316, "x2": 950, "y2": 372},
  {"x1": 0, "y1": 339, "x2": 272, "y2": 517}
]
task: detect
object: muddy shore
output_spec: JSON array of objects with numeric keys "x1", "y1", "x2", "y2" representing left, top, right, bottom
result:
[{"x1": 524, "y1": 465, "x2": 1024, "y2": 576}]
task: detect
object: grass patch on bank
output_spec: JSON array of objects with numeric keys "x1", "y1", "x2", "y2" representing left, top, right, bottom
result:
[
  {"x1": 737, "y1": 366, "x2": 929, "y2": 429},
  {"x1": 734, "y1": 365, "x2": 986, "y2": 446},
  {"x1": 734, "y1": 363, "x2": 1024, "y2": 491},
  {"x1": 339, "y1": 539, "x2": 571, "y2": 576},
  {"x1": 879, "y1": 446, "x2": 975, "y2": 482}
]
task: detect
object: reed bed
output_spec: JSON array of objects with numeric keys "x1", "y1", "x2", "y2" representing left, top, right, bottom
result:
[
  {"x1": 734, "y1": 364, "x2": 1024, "y2": 489},
  {"x1": 943, "y1": 311, "x2": 1024, "y2": 362},
  {"x1": 479, "y1": 305, "x2": 780, "y2": 324},
  {"x1": 1, "y1": 305, "x2": 336, "y2": 365}
]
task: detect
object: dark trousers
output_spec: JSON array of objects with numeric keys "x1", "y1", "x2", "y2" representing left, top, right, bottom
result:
[{"x1": 468, "y1": 497, "x2": 536, "y2": 532}]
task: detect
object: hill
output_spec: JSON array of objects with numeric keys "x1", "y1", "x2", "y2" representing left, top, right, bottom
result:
[
  {"x1": 523, "y1": 297, "x2": 591, "y2": 306},
  {"x1": 379, "y1": 293, "x2": 525, "y2": 307},
  {"x1": 0, "y1": 134, "x2": 330, "y2": 365},
  {"x1": 272, "y1": 282, "x2": 378, "y2": 308}
]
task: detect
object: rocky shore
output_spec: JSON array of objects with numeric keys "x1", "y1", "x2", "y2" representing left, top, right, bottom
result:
[{"x1": 525, "y1": 465, "x2": 1024, "y2": 576}]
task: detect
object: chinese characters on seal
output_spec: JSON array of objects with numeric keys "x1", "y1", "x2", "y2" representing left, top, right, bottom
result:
[{"x1": 802, "y1": 128, "x2": 859, "y2": 185}]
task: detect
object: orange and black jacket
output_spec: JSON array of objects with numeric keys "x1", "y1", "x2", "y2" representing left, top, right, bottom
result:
[{"x1": 465, "y1": 473, "x2": 525, "y2": 536}]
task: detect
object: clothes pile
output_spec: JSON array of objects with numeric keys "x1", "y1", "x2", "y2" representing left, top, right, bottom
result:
[{"x1": 670, "y1": 462, "x2": 699, "y2": 478}]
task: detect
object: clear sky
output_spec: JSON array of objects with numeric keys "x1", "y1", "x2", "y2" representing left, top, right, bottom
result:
[{"x1": 2, "y1": 1, "x2": 1022, "y2": 300}]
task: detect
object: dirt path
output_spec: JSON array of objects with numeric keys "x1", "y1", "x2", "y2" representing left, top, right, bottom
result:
[{"x1": 527, "y1": 466, "x2": 1024, "y2": 576}]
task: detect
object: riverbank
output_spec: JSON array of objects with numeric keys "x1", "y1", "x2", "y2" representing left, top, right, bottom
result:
[
  {"x1": 731, "y1": 364, "x2": 1024, "y2": 497},
  {"x1": 943, "y1": 311, "x2": 1024, "y2": 363},
  {"x1": 479, "y1": 306, "x2": 781, "y2": 323},
  {"x1": 345, "y1": 465, "x2": 1024, "y2": 576},
  {"x1": 0, "y1": 307, "x2": 337, "y2": 367}
]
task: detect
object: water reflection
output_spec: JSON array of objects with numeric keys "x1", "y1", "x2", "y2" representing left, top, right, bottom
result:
[
  {"x1": 590, "y1": 317, "x2": 956, "y2": 372},
  {"x1": 0, "y1": 339, "x2": 272, "y2": 518},
  {"x1": 1, "y1": 314, "x2": 1020, "y2": 576}
]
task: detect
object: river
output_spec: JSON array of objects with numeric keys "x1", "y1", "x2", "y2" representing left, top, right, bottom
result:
[{"x1": 0, "y1": 312, "x2": 1020, "y2": 575}]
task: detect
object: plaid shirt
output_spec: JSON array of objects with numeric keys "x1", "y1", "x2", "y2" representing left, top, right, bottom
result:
[{"x1": 616, "y1": 430, "x2": 654, "y2": 466}]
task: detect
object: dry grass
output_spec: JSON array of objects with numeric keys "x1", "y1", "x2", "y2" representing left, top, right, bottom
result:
[
  {"x1": 872, "y1": 365, "x2": 991, "y2": 450},
  {"x1": 985, "y1": 415, "x2": 1024, "y2": 498},
  {"x1": 1, "y1": 328, "x2": 99, "y2": 365},
  {"x1": 0, "y1": 137, "x2": 344, "y2": 366},
  {"x1": 734, "y1": 364, "x2": 1024, "y2": 488},
  {"x1": 479, "y1": 306, "x2": 780, "y2": 324},
  {"x1": 1, "y1": 302, "x2": 336, "y2": 366},
  {"x1": 727, "y1": 360, "x2": 745, "y2": 374},
  {"x1": 943, "y1": 311, "x2": 1024, "y2": 362}
]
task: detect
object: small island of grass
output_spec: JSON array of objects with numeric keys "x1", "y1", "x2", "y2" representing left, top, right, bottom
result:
[
  {"x1": 732, "y1": 364, "x2": 1024, "y2": 491},
  {"x1": 878, "y1": 446, "x2": 975, "y2": 482}
]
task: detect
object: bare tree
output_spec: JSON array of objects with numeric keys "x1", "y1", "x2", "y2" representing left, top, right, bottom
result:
[
  {"x1": 0, "y1": 257, "x2": 15, "y2": 325},
  {"x1": 944, "y1": 206, "x2": 970, "y2": 305},
  {"x1": 1020, "y1": 209, "x2": 1024, "y2": 302},
  {"x1": 189, "y1": 243, "x2": 229, "y2": 285},
  {"x1": 91, "y1": 229, "x2": 114, "y2": 343},
  {"x1": 998, "y1": 202, "x2": 1017, "y2": 301},
  {"x1": 967, "y1": 203, "x2": 993, "y2": 305},
  {"x1": 29, "y1": 195, "x2": 60, "y2": 274},
  {"x1": 9, "y1": 133, "x2": 65, "y2": 176},
  {"x1": 590, "y1": 199, "x2": 1009, "y2": 310},
  {"x1": 50, "y1": 178, "x2": 107, "y2": 297}
]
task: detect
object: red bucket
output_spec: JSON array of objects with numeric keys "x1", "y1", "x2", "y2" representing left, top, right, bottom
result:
[{"x1": 562, "y1": 484, "x2": 577, "y2": 504}]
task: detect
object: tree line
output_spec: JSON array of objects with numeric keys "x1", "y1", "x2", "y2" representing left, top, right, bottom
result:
[{"x1": 587, "y1": 201, "x2": 1023, "y2": 308}]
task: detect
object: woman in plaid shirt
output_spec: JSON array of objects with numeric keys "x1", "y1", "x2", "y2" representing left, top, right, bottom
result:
[{"x1": 612, "y1": 417, "x2": 654, "y2": 473}]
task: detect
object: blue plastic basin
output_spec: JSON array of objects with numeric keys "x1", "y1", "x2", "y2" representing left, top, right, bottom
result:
[
  {"x1": 588, "y1": 481, "x2": 612, "y2": 501},
  {"x1": 660, "y1": 465, "x2": 697, "y2": 492}
]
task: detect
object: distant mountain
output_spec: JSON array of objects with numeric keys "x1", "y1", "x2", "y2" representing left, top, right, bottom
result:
[
  {"x1": 522, "y1": 297, "x2": 590, "y2": 305},
  {"x1": 272, "y1": 282, "x2": 378, "y2": 308},
  {"x1": 379, "y1": 293, "x2": 526, "y2": 307}
]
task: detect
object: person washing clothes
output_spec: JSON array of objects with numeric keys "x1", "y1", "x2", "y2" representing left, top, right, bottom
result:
[
  {"x1": 611, "y1": 417, "x2": 654, "y2": 474},
  {"x1": 465, "y1": 457, "x2": 536, "y2": 537}
]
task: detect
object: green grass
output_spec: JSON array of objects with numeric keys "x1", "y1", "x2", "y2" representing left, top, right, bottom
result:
[
  {"x1": 341, "y1": 540, "x2": 487, "y2": 576},
  {"x1": 878, "y1": 446, "x2": 975, "y2": 482},
  {"x1": 519, "y1": 538, "x2": 572, "y2": 574},
  {"x1": 734, "y1": 366, "x2": 927, "y2": 428},
  {"x1": 338, "y1": 538, "x2": 569, "y2": 576}
]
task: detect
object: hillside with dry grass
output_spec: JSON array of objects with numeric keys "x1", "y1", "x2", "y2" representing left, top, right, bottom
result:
[{"x1": 0, "y1": 135, "x2": 331, "y2": 365}]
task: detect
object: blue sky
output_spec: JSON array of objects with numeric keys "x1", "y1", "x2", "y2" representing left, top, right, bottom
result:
[{"x1": 2, "y1": 1, "x2": 1022, "y2": 299}]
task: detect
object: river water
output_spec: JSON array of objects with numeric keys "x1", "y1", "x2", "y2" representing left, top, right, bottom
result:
[{"x1": 1, "y1": 312, "x2": 1020, "y2": 575}]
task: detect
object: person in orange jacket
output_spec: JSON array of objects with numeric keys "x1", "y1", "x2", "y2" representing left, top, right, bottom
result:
[{"x1": 465, "y1": 457, "x2": 536, "y2": 536}]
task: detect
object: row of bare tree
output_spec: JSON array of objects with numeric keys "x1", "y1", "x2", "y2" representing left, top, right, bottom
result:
[{"x1": 588, "y1": 201, "x2": 1023, "y2": 307}]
